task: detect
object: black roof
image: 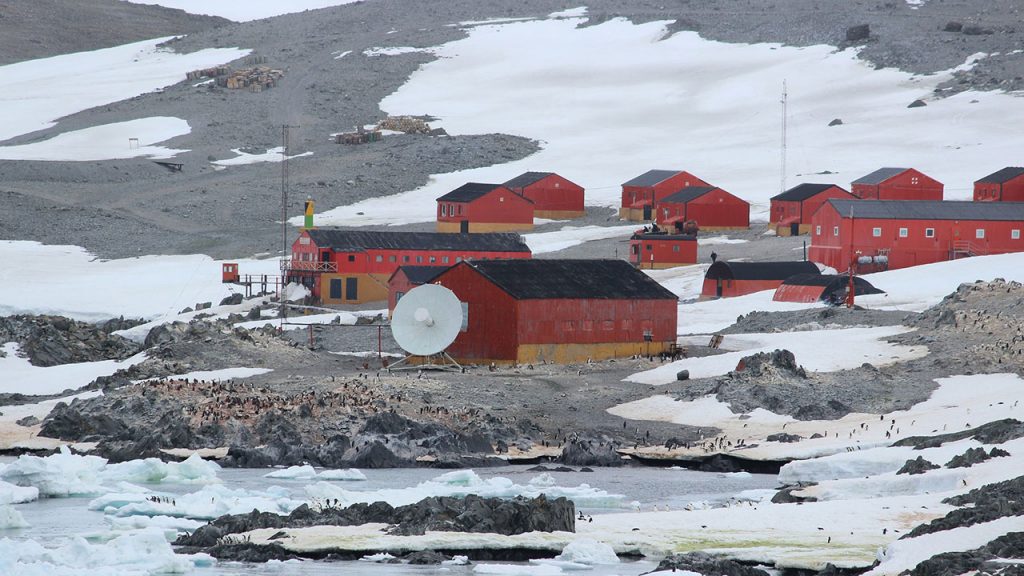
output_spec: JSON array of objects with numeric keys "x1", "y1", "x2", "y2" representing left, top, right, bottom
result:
[
  {"x1": 705, "y1": 260, "x2": 819, "y2": 281},
  {"x1": 623, "y1": 169, "x2": 682, "y2": 187},
  {"x1": 771, "y1": 183, "x2": 848, "y2": 202},
  {"x1": 503, "y1": 172, "x2": 554, "y2": 189},
  {"x1": 631, "y1": 233, "x2": 697, "y2": 241},
  {"x1": 307, "y1": 229, "x2": 531, "y2": 253},
  {"x1": 976, "y1": 167, "x2": 1024, "y2": 184},
  {"x1": 852, "y1": 167, "x2": 909, "y2": 185},
  {"x1": 662, "y1": 186, "x2": 716, "y2": 204},
  {"x1": 825, "y1": 199, "x2": 1024, "y2": 221},
  {"x1": 392, "y1": 265, "x2": 448, "y2": 284},
  {"x1": 436, "y1": 182, "x2": 504, "y2": 203},
  {"x1": 779, "y1": 274, "x2": 884, "y2": 299},
  {"x1": 461, "y1": 259, "x2": 678, "y2": 300}
]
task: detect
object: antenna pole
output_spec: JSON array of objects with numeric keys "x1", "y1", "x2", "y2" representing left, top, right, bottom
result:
[
  {"x1": 780, "y1": 80, "x2": 788, "y2": 194},
  {"x1": 280, "y1": 124, "x2": 293, "y2": 325}
]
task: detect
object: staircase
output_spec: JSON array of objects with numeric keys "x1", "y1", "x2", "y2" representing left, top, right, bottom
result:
[{"x1": 951, "y1": 240, "x2": 984, "y2": 259}]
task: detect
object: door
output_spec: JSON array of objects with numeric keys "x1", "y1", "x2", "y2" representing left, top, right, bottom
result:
[
  {"x1": 716, "y1": 279, "x2": 723, "y2": 297},
  {"x1": 643, "y1": 205, "x2": 652, "y2": 221},
  {"x1": 345, "y1": 278, "x2": 358, "y2": 301},
  {"x1": 329, "y1": 279, "x2": 342, "y2": 300},
  {"x1": 790, "y1": 222, "x2": 800, "y2": 236},
  {"x1": 459, "y1": 220, "x2": 469, "y2": 233}
]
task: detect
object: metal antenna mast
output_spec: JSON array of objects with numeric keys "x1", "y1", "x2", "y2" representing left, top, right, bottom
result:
[
  {"x1": 279, "y1": 125, "x2": 293, "y2": 324},
  {"x1": 780, "y1": 80, "x2": 788, "y2": 194}
]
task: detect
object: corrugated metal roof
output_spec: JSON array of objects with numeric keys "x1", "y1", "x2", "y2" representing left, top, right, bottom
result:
[
  {"x1": 771, "y1": 183, "x2": 847, "y2": 202},
  {"x1": 705, "y1": 260, "x2": 819, "y2": 281},
  {"x1": 436, "y1": 182, "x2": 503, "y2": 203},
  {"x1": 661, "y1": 186, "x2": 716, "y2": 204},
  {"x1": 395, "y1": 265, "x2": 448, "y2": 284},
  {"x1": 631, "y1": 233, "x2": 697, "y2": 241},
  {"x1": 464, "y1": 259, "x2": 678, "y2": 300},
  {"x1": 976, "y1": 167, "x2": 1024, "y2": 184},
  {"x1": 777, "y1": 274, "x2": 884, "y2": 300},
  {"x1": 307, "y1": 229, "x2": 531, "y2": 253},
  {"x1": 622, "y1": 169, "x2": 681, "y2": 187},
  {"x1": 503, "y1": 172, "x2": 553, "y2": 189},
  {"x1": 826, "y1": 199, "x2": 1024, "y2": 221},
  {"x1": 851, "y1": 167, "x2": 909, "y2": 185}
]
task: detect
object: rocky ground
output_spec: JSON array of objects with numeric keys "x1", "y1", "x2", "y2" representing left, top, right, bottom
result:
[{"x1": 1, "y1": 0, "x2": 1022, "y2": 259}]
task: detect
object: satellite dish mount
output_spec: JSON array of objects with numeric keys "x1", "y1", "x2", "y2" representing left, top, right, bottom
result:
[{"x1": 388, "y1": 284, "x2": 463, "y2": 371}]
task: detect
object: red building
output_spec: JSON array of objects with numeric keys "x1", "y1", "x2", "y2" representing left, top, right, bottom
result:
[
  {"x1": 387, "y1": 265, "x2": 447, "y2": 315},
  {"x1": 432, "y1": 259, "x2": 679, "y2": 364},
  {"x1": 620, "y1": 169, "x2": 711, "y2": 221},
  {"x1": 436, "y1": 183, "x2": 534, "y2": 233},
  {"x1": 655, "y1": 186, "x2": 750, "y2": 230},
  {"x1": 504, "y1": 172, "x2": 585, "y2": 219},
  {"x1": 808, "y1": 199, "x2": 1024, "y2": 272},
  {"x1": 773, "y1": 274, "x2": 883, "y2": 304},
  {"x1": 974, "y1": 167, "x2": 1024, "y2": 202},
  {"x1": 700, "y1": 261, "x2": 819, "y2": 299},
  {"x1": 851, "y1": 167, "x2": 943, "y2": 201},
  {"x1": 629, "y1": 232, "x2": 697, "y2": 269},
  {"x1": 285, "y1": 229, "x2": 531, "y2": 305},
  {"x1": 770, "y1": 183, "x2": 854, "y2": 236}
]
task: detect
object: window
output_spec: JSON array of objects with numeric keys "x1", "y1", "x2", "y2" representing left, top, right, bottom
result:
[
  {"x1": 911, "y1": 177, "x2": 919, "y2": 185},
  {"x1": 457, "y1": 205, "x2": 462, "y2": 215},
  {"x1": 329, "y1": 279, "x2": 342, "y2": 300},
  {"x1": 581, "y1": 320, "x2": 593, "y2": 331},
  {"x1": 299, "y1": 237, "x2": 310, "y2": 245},
  {"x1": 602, "y1": 320, "x2": 614, "y2": 331},
  {"x1": 646, "y1": 244, "x2": 653, "y2": 250},
  {"x1": 429, "y1": 256, "x2": 436, "y2": 263},
  {"x1": 440, "y1": 205, "x2": 446, "y2": 217},
  {"x1": 563, "y1": 321, "x2": 574, "y2": 332},
  {"x1": 833, "y1": 226, "x2": 839, "y2": 236},
  {"x1": 1013, "y1": 229, "x2": 1021, "y2": 240},
  {"x1": 976, "y1": 229, "x2": 986, "y2": 239},
  {"x1": 395, "y1": 291, "x2": 405, "y2": 303},
  {"x1": 672, "y1": 245, "x2": 680, "y2": 252},
  {"x1": 816, "y1": 225, "x2": 821, "y2": 235},
  {"x1": 499, "y1": 196, "x2": 504, "y2": 202},
  {"x1": 872, "y1": 227, "x2": 882, "y2": 237},
  {"x1": 345, "y1": 278, "x2": 358, "y2": 300},
  {"x1": 442, "y1": 256, "x2": 450, "y2": 263},
  {"x1": 375, "y1": 255, "x2": 383, "y2": 263},
  {"x1": 899, "y1": 227, "x2": 908, "y2": 238},
  {"x1": 347, "y1": 255, "x2": 356, "y2": 262},
  {"x1": 416, "y1": 256, "x2": 424, "y2": 263},
  {"x1": 460, "y1": 302, "x2": 469, "y2": 331},
  {"x1": 388, "y1": 255, "x2": 396, "y2": 263},
  {"x1": 456, "y1": 256, "x2": 463, "y2": 262},
  {"x1": 403, "y1": 255, "x2": 410, "y2": 263},
  {"x1": 925, "y1": 228, "x2": 935, "y2": 238}
]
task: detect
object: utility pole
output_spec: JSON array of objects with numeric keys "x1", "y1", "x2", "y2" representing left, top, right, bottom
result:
[
  {"x1": 780, "y1": 80, "x2": 788, "y2": 195},
  {"x1": 280, "y1": 124, "x2": 295, "y2": 325}
]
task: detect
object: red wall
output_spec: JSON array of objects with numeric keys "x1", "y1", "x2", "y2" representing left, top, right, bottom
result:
[
  {"x1": 621, "y1": 171, "x2": 709, "y2": 209},
  {"x1": 656, "y1": 188, "x2": 750, "y2": 228},
  {"x1": 974, "y1": 175, "x2": 1024, "y2": 202},
  {"x1": 387, "y1": 271, "x2": 415, "y2": 313},
  {"x1": 437, "y1": 186, "x2": 533, "y2": 225},
  {"x1": 517, "y1": 299, "x2": 677, "y2": 345},
  {"x1": 629, "y1": 237, "x2": 697, "y2": 267},
  {"x1": 434, "y1": 264, "x2": 519, "y2": 362},
  {"x1": 770, "y1": 186, "x2": 853, "y2": 226},
  {"x1": 852, "y1": 169, "x2": 943, "y2": 201},
  {"x1": 509, "y1": 174, "x2": 584, "y2": 213},
  {"x1": 773, "y1": 284, "x2": 825, "y2": 303},
  {"x1": 701, "y1": 278, "x2": 787, "y2": 298},
  {"x1": 808, "y1": 203, "x2": 1024, "y2": 271}
]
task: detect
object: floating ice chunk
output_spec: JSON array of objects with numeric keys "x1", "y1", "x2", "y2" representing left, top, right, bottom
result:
[
  {"x1": 100, "y1": 453, "x2": 221, "y2": 485},
  {"x1": 474, "y1": 563, "x2": 563, "y2": 575},
  {"x1": 528, "y1": 473, "x2": 556, "y2": 487},
  {"x1": 0, "y1": 528, "x2": 211, "y2": 574},
  {"x1": 360, "y1": 552, "x2": 396, "y2": 562},
  {"x1": 265, "y1": 465, "x2": 318, "y2": 479},
  {"x1": 106, "y1": 514, "x2": 206, "y2": 538},
  {"x1": 97, "y1": 483, "x2": 305, "y2": 520},
  {"x1": 317, "y1": 468, "x2": 366, "y2": 481},
  {"x1": 444, "y1": 555, "x2": 471, "y2": 565},
  {"x1": 0, "y1": 446, "x2": 107, "y2": 497},
  {"x1": 0, "y1": 505, "x2": 28, "y2": 529},
  {"x1": 554, "y1": 538, "x2": 619, "y2": 565},
  {"x1": 0, "y1": 479, "x2": 39, "y2": 504}
]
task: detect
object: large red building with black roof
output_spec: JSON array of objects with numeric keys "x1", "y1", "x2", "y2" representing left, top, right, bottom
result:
[
  {"x1": 503, "y1": 172, "x2": 585, "y2": 219},
  {"x1": 436, "y1": 183, "x2": 534, "y2": 233},
  {"x1": 620, "y1": 169, "x2": 711, "y2": 221},
  {"x1": 654, "y1": 186, "x2": 750, "y2": 230},
  {"x1": 433, "y1": 259, "x2": 679, "y2": 364},
  {"x1": 974, "y1": 167, "x2": 1024, "y2": 202},
  {"x1": 809, "y1": 199, "x2": 1024, "y2": 272},
  {"x1": 286, "y1": 229, "x2": 530, "y2": 304}
]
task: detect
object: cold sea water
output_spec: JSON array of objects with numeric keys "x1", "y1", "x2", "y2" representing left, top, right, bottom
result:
[{"x1": 2, "y1": 461, "x2": 778, "y2": 575}]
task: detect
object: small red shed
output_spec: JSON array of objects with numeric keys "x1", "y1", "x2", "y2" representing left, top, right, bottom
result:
[
  {"x1": 504, "y1": 172, "x2": 585, "y2": 219},
  {"x1": 772, "y1": 274, "x2": 884, "y2": 304},
  {"x1": 432, "y1": 259, "x2": 679, "y2": 364},
  {"x1": 284, "y1": 229, "x2": 531, "y2": 305},
  {"x1": 436, "y1": 183, "x2": 535, "y2": 233},
  {"x1": 974, "y1": 167, "x2": 1024, "y2": 202},
  {"x1": 387, "y1": 265, "x2": 448, "y2": 315},
  {"x1": 770, "y1": 183, "x2": 855, "y2": 236},
  {"x1": 700, "y1": 260, "x2": 819, "y2": 299},
  {"x1": 808, "y1": 199, "x2": 1024, "y2": 272},
  {"x1": 620, "y1": 170, "x2": 711, "y2": 221},
  {"x1": 222, "y1": 263, "x2": 239, "y2": 283},
  {"x1": 629, "y1": 232, "x2": 698, "y2": 269},
  {"x1": 851, "y1": 168, "x2": 943, "y2": 201},
  {"x1": 655, "y1": 186, "x2": 750, "y2": 230}
]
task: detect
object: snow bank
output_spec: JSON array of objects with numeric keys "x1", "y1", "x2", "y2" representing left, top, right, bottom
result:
[
  {"x1": 0, "y1": 342, "x2": 147, "y2": 396},
  {"x1": 313, "y1": 17, "x2": 1024, "y2": 227},
  {"x1": 0, "y1": 528, "x2": 213, "y2": 575},
  {"x1": 306, "y1": 469, "x2": 627, "y2": 509},
  {"x1": 627, "y1": 326, "x2": 926, "y2": 385},
  {"x1": 868, "y1": 516, "x2": 1024, "y2": 576},
  {"x1": 0, "y1": 479, "x2": 39, "y2": 505}
]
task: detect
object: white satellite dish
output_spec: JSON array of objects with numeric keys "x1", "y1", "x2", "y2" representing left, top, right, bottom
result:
[{"x1": 389, "y1": 284, "x2": 463, "y2": 370}]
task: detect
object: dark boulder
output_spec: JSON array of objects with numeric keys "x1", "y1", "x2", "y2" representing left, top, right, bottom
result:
[
  {"x1": 908, "y1": 99, "x2": 927, "y2": 108},
  {"x1": 828, "y1": 118, "x2": 843, "y2": 126},
  {"x1": 943, "y1": 21, "x2": 963, "y2": 32},
  {"x1": 558, "y1": 438, "x2": 623, "y2": 467},
  {"x1": 766, "y1": 433, "x2": 803, "y2": 443},
  {"x1": 962, "y1": 24, "x2": 994, "y2": 35},
  {"x1": 771, "y1": 485, "x2": 817, "y2": 504},
  {"x1": 402, "y1": 550, "x2": 450, "y2": 564},
  {"x1": 219, "y1": 293, "x2": 244, "y2": 306},
  {"x1": 699, "y1": 455, "x2": 740, "y2": 473},
  {"x1": 845, "y1": 24, "x2": 870, "y2": 42},
  {"x1": 653, "y1": 551, "x2": 771, "y2": 576},
  {"x1": 348, "y1": 441, "x2": 409, "y2": 468},
  {"x1": 945, "y1": 447, "x2": 991, "y2": 469},
  {"x1": 205, "y1": 542, "x2": 298, "y2": 562},
  {"x1": 896, "y1": 456, "x2": 939, "y2": 475}
]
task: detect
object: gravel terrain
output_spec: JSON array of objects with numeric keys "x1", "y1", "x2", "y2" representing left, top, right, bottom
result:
[{"x1": 1, "y1": 0, "x2": 1022, "y2": 259}]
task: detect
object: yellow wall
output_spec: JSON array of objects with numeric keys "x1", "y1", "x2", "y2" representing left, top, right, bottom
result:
[
  {"x1": 619, "y1": 207, "x2": 648, "y2": 221},
  {"x1": 436, "y1": 221, "x2": 534, "y2": 233},
  {"x1": 636, "y1": 262, "x2": 696, "y2": 270},
  {"x1": 448, "y1": 341, "x2": 672, "y2": 366},
  {"x1": 534, "y1": 209, "x2": 585, "y2": 219},
  {"x1": 320, "y1": 273, "x2": 390, "y2": 304}
]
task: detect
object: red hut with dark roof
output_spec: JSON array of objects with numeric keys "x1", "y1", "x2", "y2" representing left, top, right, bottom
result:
[
  {"x1": 655, "y1": 186, "x2": 750, "y2": 230},
  {"x1": 504, "y1": 172, "x2": 585, "y2": 219},
  {"x1": 770, "y1": 183, "x2": 855, "y2": 236},
  {"x1": 700, "y1": 260, "x2": 819, "y2": 299},
  {"x1": 620, "y1": 169, "x2": 710, "y2": 221},
  {"x1": 974, "y1": 167, "x2": 1024, "y2": 202},
  {"x1": 850, "y1": 168, "x2": 943, "y2": 201},
  {"x1": 436, "y1": 183, "x2": 534, "y2": 233}
]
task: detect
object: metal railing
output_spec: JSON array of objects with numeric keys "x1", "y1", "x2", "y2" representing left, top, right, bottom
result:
[{"x1": 279, "y1": 259, "x2": 338, "y2": 273}]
